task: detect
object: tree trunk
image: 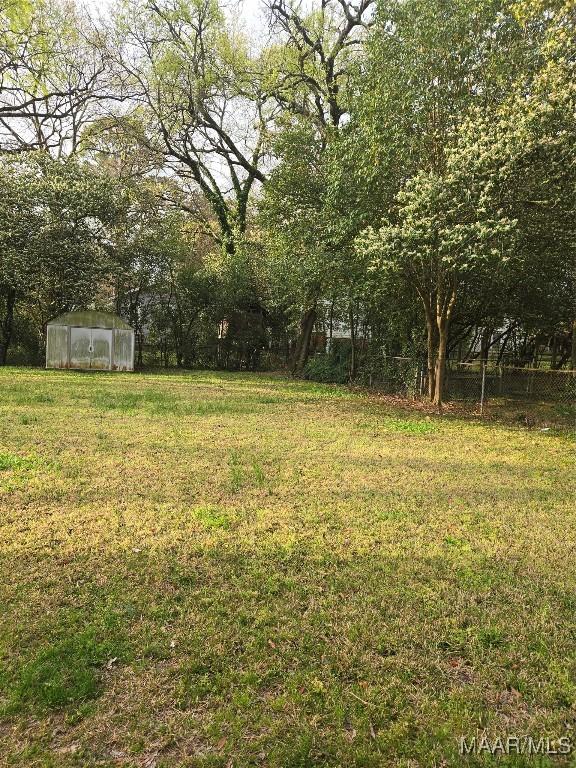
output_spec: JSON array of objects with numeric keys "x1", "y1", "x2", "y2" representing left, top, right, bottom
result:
[
  {"x1": 462, "y1": 328, "x2": 480, "y2": 363},
  {"x1": 480, "y1": 327, "x2": 492, "y2": 366},
  {"x1": 433, "y1": 288, "x2": 457, "y2": 410},
  {"x1": 426, "y1": 314, "x2": 437, "y2": 400},
  {"x1": 433, "y1": 322, "x2": 449, "y2": 410},
  {"x1": 291, "y1": 305, "x2": 317, "y2": 375},
  {"x1": 571, "y1": 319, "x2": 576, "y2": 371},
  {"x1": 349, "y1": 304, "x2": 356, "y2": 381},
  {"x1": 137, "y1": 333, "x2": 143, "y2": 368},
  {"x1": 0, "y1": 288, "x2": 16, "y2": 366},
  {"x1": 496, "y1": 327, "x2": 513, "y2": 365}
]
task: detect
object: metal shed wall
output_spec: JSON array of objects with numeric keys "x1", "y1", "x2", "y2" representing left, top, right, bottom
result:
[
  {"x1": 112, "y1": 328, "x2": 134, "y2": 371},
  {"x1": 46, "y1": 325, "x2": 69, "y2": 369}
]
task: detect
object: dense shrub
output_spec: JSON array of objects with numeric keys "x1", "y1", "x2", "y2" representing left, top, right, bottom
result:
[{"x1": 303, "y1": 353, "x2": 349, "y2": 383}]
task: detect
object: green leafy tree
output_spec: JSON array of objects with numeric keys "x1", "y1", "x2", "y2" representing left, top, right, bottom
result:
[
  {"x1": 358, "y1": 163, "x2": 516, "y2": 407},
  {"x1": 260, "y1": 0, "x2": 374, "y2": 372},
  {"x1": 0, "y1": 153, "x2": 123, "y2": 362},
  {"x1": 353, "y1": 0, "x2": 574, "y2": 403}
]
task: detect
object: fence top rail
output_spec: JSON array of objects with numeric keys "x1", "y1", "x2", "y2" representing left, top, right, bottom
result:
[
  {"x1": 499, "y1": 366, "x2": 575, "y2": 374},
  {"x1": 449, "y1": 363, "x2": 575, "y2": 375}
]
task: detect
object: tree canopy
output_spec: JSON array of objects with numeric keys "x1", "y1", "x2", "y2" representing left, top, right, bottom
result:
[{"x1": 0, "y1": 0, "x2": 573, "y2": 401}]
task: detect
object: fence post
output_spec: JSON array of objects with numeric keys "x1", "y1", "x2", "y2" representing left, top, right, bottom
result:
[
  {"x1": 498, "y1": 364, "x2": 503, "y2": 396},
  {"x1": 480, "y1": 360, "x2": 487, "y2": 415}
]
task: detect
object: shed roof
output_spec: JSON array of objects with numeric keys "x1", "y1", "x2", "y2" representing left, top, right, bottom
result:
[{"x1": 47, "y1": 310, "x2": 132, "y2": 330}]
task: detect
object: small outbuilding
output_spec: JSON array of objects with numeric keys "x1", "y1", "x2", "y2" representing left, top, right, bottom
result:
[{"x1": 46, "y1": 310, "x2": 134, "y2": 371}]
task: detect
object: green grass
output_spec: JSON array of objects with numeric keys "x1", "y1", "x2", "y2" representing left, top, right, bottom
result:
[
  {"x1": 0, "y1": 452, "x2": 37, "y2": 471},
  {"x1": 0, "y1": 367, "x2": 574, "y2": 767},
  {"x1": 8, "y1": 626, "x2": 125, "y2": 712}
]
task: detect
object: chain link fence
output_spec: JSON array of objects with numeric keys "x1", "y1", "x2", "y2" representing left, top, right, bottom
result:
[
  {"x1": 137, "y1": 341, "x2": 288, "y2": 372},
  {"x1": 361, "y1": 356, "x2": 576, "y2": 407},
  {"x1": 136, "y1": 339, "x2": 575, "y2": 408},
  {"x1": 445, "y1": 363, "x2": 576, "y2": 405}
]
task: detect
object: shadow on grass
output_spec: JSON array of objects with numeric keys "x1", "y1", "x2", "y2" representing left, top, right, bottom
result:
[{"x1": 2, "y1": 539, "x2": 575, "y2": 767}]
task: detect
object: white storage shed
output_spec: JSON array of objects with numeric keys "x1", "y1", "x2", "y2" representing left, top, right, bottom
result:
[{"x1": 46, "y1": 311, "x2": 134, "y2": 371}]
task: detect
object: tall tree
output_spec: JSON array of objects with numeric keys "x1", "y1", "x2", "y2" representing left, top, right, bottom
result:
[
  {"x1": 355, "y1": 0, "x2": 575, "y2": 405},
  {"x1": 0, "y1": 0, "x2": 114, "y2": 155},
  {"x1": 358, "y1": 161, "x2": 516, "y2": 407},
  {"x1": 110, "y1": 0, "x2": 268, "y2": 253},
  {"x1": 261, "y1": 0, "x2": 374, "y2": 372},
  {"x1": 264, "y1": 0, "x2": 374, "y2": 132}
]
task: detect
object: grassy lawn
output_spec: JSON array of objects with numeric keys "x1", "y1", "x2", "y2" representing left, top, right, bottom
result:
[{"x1": 0, "y1": 368, "x2": 574, "y2": 767}]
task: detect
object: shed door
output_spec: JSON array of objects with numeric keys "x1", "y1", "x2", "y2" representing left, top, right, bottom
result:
[
  {"x1": 90, "y1": 328, "x2": 112, "y2": 370},
  {"x1": 69, "y1": 327, "x2": 112, "y2": 370},
  {"x1": 70, "y1": 327, "x2": 91, "y2": 369}
]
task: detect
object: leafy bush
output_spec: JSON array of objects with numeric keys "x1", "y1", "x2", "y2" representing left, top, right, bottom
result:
[{"x1": 303, "y1": 354, "x2": 349, "y2": 384}]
